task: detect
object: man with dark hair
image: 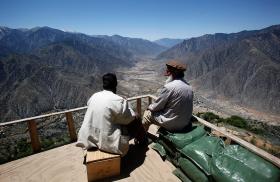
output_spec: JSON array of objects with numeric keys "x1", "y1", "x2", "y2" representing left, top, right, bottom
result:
[
  {"x1": 77, "y1": 73, "x2": 146, "y2": 156},
  {"x1": 142, "y1": 60, "x2": 193, "y2": 132}
]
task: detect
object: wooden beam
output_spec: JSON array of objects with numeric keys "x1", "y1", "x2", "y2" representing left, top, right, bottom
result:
[
  {"x1": 148, "y1": 96, "x2": 152, "y2": 105},
  {"x1": 147, "y1": 94, "x2": 157, "y2": 100},
  {"x1": 194, "y1": 115, "x2": 280, "y2": 168},
  {"x1": 127, "y1": 94, "x2": 150, "y2": 101},
  {"x1": 65, "y1": 112, "x2": 77, "y2": 142},
  {"x1": 0, "y1": 106, "x2": 88, "y2": 126},
  {"x1": 1, "y1": 95, "x2": 158, "y2": 126},
  {"x1": 27, "y1": 120, "x2": 41, "y2": 153},
  {"x1": 137, "y1": 98, "x2": 142, "y2": 117}
]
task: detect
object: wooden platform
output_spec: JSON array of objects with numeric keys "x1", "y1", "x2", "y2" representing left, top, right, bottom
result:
[{"x1": 0, "y1": 126, "x2": 180, "y2": 182}]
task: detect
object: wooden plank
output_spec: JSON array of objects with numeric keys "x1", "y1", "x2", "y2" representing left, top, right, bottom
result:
[
  {"x1": 65, "y1": 112, "x2": 77, "y2": 142},
  {"x1": 27, "y1": 120, "x2": 41, "y2": 153},
  {"x1": 0, "y1": 143, "x2": 179, "y2": 182},
  {"x1": 137, "y1": 98, "x2": 142, "y2": 117},
  {"x1": 0, "y1": 143, "x2": 88, "y2": 182},
  {"x1": 1, "y1": 95, "x2": 158, "y2": 126},
  {"x1": 194, "y1": 115, "x2": 280, "y2": 168},
  {"x1": 86, "y1": 150, "x2": 120, "y2": 163},
  {"x1": 127, "y1": 94, "x2": 150, "y2": 101},
  {"x1": 0, "y1": 106, "x2": 88, "y2": 126}
]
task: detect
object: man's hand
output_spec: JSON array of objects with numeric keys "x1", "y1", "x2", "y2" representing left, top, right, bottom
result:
[{"x1": 147, "y1": 104, "x2": 154, "y2": 112}]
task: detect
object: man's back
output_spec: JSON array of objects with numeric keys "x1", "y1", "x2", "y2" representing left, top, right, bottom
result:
[
  {"x1": 77, "y1": 90, "x2": 135, "y2": 155},
  {"x1": 142, "y1": 60, "x2": 193, "y2": 133},
  {"x1": 164, "y1": 79, "x2": 193, "y2": 114},
  {"x1": 87, "y1": 90, "x2": 124, "y2": 128},
  {"x1": 150, "y1": 79, "x2": 193, "y2": 131}
]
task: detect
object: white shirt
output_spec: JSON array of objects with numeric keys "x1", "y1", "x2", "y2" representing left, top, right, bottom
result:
[
  {"x1": 148, "y1": 79, "x2": 193, "y2": 131},
  {"x1": 76, "y1": 90, "x2": 135, "y2": 156}
]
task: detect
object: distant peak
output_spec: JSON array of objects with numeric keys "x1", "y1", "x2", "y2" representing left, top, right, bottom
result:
[
  {"x1": 0, "y1": 26, "x2": 9, "y2": 31},
  {"x1": 112, "y1": 34, "x2": 122, "y2": 37},
  {"x1": 29, "y1": 26, "x2": 61, "y2": 32},
  {"x1": 112, "y1": 34, "x2": 132, "y2": 40}
]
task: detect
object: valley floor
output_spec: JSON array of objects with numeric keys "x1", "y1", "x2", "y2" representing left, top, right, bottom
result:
[
  {"x1": 116, "y1": 58, "x2": 280, "y2": 148},
  {"x1": 117, "y1": 58, "x2": 280, "y2": 125}
]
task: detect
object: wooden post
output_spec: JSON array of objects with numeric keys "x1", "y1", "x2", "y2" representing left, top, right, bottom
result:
[
  {"x1": 148, "y1": 97, "x2": 152, "y2": 105},
  {"x1": 27, "y1": 120, "x2": 41, "y2": 153},
  {"x1": 65, "y1": 112, "x2": 77, "y2": 142},
  {"x1": 225, "y1": 138, "x2": 232, "y2": 145},
  {"x1": 137, "y1": 98, "x2": 142, "y2": 117}
]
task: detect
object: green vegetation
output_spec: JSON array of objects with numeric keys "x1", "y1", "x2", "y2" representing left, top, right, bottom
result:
[
  {"x1": 0, "y1": 138, "x2": 33, "y2": 164},
  {"x1": 249, "y1": 127, "x2": 265, "y2": 135},
  {"x1": 195, "y1": 112, "x2": 264, "y2": 135},
  {"x1": 16, "y1": 138, "x2": 33, "y2": 158},
  {"x1": 197, "y1": 112, "x2": 220, "y2": 123},
  {"x1": 41, "y1": 135, "x2": 71, "y2": 150},
  {"x1": 224, "y1": 115, "x2": 247, "y2": 128},
  {"x1": 251, "y1": 137, "x2": 257, "y2": 145},
  {"x1": 196, "y1": 112, "x2": 226, "y2": 123}
]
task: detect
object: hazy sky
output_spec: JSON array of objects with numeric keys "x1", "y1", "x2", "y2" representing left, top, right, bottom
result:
[{"x1": 1, "y1": 0, "x2": 280, "y2": 40}]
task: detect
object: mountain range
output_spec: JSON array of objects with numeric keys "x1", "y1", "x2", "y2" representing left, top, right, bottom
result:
[
  {"x1": 0, "y1": 25, "x2": 280, "y2": 122},
  {"x1": 158, "y1": 25, "x2": 280, "y2": 115},
  {"x1": 0, "y1": 26, "x2": 167, "y2": 121},
  {"x1": 94, "y1": 35, "x2": 166, "y2": 56}
]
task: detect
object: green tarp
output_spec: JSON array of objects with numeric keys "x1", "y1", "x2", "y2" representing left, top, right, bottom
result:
[
  {"x1": 152, "y1": 142, "x2": 166, "y2": 158},
  {"x1": 178, "y1": 157, "x2": 209, "y2": 182},
  {"x1": 153, "y1": 125, "x2": 280, "y2": 182},
  {"x1": 172, "y1": 168, "x2": 192, "y2": 182},
  {"x1": 158, "y1": 126, "x2": 207, "y2": 149},
  {"x1": 211, "y1": 145, "x2": 280, "y2": 182},
  {"x1": 180, "y1": 135, "x2": 224, "y2": 175}
]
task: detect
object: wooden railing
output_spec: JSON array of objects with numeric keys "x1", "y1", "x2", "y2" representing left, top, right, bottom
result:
[
  {"x1": 1, "y1": 94, "x2": 279, "y2": 168},
  {"x1": 0, "y1": 95, "x2": 155, "y2": 153},
  {"x1": 194, "y1": 116, "x2": 280, "y2": 168}
]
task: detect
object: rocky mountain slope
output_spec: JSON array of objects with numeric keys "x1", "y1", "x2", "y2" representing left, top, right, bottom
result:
[
  {"x1": 157, "y1": 25, "x2": 280, "y2": 115},
  {"x1": 0, "y1": 26, "x2": 166, "y2": 122},
  {"x1": 0, "y1": 26, "x2": 133, "y2": 61},
  {"x1": 95, "y1": 34, "x2": 166, "y2": 56}
]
